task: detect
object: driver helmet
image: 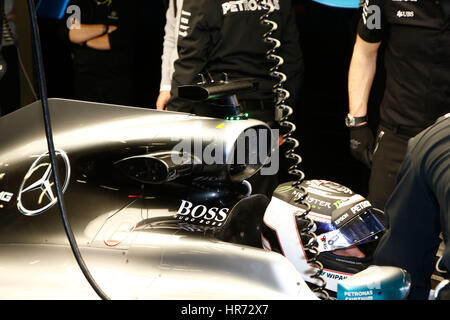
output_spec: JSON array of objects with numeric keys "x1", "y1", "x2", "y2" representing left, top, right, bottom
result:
[{"x1": 261, "y1": 179, "x2": 386, "y2": 295}]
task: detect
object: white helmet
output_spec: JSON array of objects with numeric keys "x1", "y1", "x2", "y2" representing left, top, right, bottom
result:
[{"x1": 261, "y1": 180, "x2": 386, "y2": 295}]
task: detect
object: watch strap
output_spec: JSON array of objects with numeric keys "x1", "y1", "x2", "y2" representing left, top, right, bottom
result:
[{"x1": 346, "y1": 114, "x2": 368, "y2": 127}]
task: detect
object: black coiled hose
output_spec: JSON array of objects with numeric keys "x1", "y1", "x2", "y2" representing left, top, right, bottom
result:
[
  {"x1": 27, "y1": 0, "x2": 110, "y2": 300},
  {"x1": 258, "y1": 1, "x2": 329, "y2": 300}
]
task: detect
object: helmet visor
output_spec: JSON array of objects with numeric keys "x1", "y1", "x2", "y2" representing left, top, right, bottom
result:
[{"x1": 317, "y1": 210, "x2": 385, "y2": 252}]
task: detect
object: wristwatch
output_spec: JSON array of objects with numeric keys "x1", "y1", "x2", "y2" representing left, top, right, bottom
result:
[{"x1": 345, "y1": 113, "x2": 368, "y2": 127}]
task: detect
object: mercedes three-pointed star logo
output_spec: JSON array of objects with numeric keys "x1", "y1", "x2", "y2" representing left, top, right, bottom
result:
[{"x1": 17, "y1": 149, "x2": 71, "y2": 216}]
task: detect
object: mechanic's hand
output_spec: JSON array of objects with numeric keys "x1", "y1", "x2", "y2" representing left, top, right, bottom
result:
[
  {"x1": 107, "y1": 25, "x2": 118, "y2": 34},
  {"x1": 156, "y1": 90, "x2": 170, "y2": 110},
  {"x1": 349, "y1": 124, "x2": 374, "y2": 168}
]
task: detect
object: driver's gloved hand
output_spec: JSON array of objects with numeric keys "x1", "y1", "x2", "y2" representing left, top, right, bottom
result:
[{"x1": 349, "y1": 124, "x2": 374, "y2": 169}]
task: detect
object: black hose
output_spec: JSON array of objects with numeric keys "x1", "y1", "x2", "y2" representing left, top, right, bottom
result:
[{"x1": 26, "y1": 0, "x2": 110, "y2": 300}]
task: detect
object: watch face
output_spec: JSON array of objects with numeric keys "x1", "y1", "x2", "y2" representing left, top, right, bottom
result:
[{"x1": 345, "y1": 114, "x2": 354, "y2": 127}]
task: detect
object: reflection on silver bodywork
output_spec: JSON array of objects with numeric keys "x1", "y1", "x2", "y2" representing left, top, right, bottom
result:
[
  {"x1": 0, "y1": 239, "x2": 318, "y2": 300},
  {"x1": 0, "y1": 99, "x2": 314, "y2": 300}
]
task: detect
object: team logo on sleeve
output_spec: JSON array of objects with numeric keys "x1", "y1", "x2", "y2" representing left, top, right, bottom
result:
[
  {"x1": 178, "y1": 10, "x2": 191, "y2": 38},
  {"x1": 396, "y1": 10, "x2": 414, "y2": 18}
]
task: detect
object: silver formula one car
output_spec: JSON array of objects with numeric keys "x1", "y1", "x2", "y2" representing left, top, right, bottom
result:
[
  {"x1": 0, "y1": 0, "x2": 415, "y2": 301},
  {"x1": 0, "y1": 94, "x2": 413, "y2": 300},
  {"x1": 0, "y1": 97, "x2": 321, "y2": 300}
]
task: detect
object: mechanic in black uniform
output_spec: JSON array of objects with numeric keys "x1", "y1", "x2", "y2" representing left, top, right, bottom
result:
[
  {"x1": 167, "y1": 0, "x2": 304, "y2": 125},
  {"x1": 64, "y1": 0, "x2": 137, "y2": 105},
  {"x1": 346, "y1": 0, "x2": 450, "y2": 210},
  {"x1": 167, "y1": 0, "x2": 303, "y2": 197},
  {"x1": 374, "y1": 114, "x2": 450, "y2": 300}
]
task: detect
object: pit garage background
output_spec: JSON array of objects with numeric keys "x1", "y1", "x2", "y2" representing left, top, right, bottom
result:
[{"x1": 6, "y1": 0, "x2": 387, "y2": 199}]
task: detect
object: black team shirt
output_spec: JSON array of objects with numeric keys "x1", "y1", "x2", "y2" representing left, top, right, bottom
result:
[
  {"x1": 168, "y1": 0, "x2": 304, "y2": 114},
  {"x1": 67, "y1": 0, "x2": 137, "y2": 81},
  {"x1": 357, "y1": 0, "x2": 450, "y2": 128}
]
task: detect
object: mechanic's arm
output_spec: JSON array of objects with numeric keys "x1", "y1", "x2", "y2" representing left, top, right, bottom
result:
[
  {"x1": 157, "y1": 0, "x2": 180, "y2": 110},
  {"x1": 68, "y1": 22, "x2": 117, "y2": 46},
  {"x1": 85, "y1": 34, "x2": 113, "y2": 50},
  {"x1": 374, "y1": 116, "x2": 450, "y2": 299},
  {"x1": 81, "y1": 1, "x2": 137, "y2": 51},
  {"x1": 346, "y1": 35, "x2": 381, "y2": 167},
  {"x1": 169, "y1": 0, "x2": 218, "y2": 112},
  {"x1": 347, "y1": 0, "x2": 385, "y2": 168},
  {"x1": 348, "y1": 34, "x2": 381, "y2": 120}
]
